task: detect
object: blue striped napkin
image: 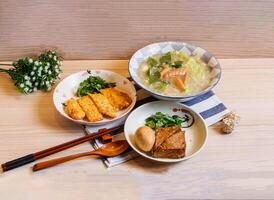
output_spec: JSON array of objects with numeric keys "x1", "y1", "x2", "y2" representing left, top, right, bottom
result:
[{"x1": 84, "y1": 88, "x2": 229, "y2": 167}]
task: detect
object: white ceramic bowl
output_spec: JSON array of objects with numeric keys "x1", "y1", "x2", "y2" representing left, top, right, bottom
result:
[
  {"x1": 53, "y1": 70, "x2": 136, "y2": 126},
  {"x1": 128, "y1": 41, "x2": 222, "y2": 102},
  {"x1": 124, "y1": 101, "x2": 208, "y2": 163}
]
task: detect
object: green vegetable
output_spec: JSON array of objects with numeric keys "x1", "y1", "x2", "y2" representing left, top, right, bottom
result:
[
  {"x1": 172, "y1": 60, "x2": 183, "y2": 68},
  {"x1": 186, "y1": 57, "x2": 206, "y2": 82},
  {"x1": 76, "y1": 74, "x2": 116, "y2": 97},
  {"x1": 159, "y1": 52, "x2": 172, "y2": 65},
  {"x1": 155, "y1": 81, "x2": 169, "y2": 92},
  {"x1": 171, "y1": 51, "x2": 190, "y2": 63},
  {"x1": 147, "y1": 57, "x2": 158, "y2": 68},
  {"x1": 145, "y1": 112, "x2": 185, "y2": 129},
  {"x1": 0, "y1": 50, "x2": 62, "y2": 94},
  {"x1": 147, "y1": 66, "x2": 161, "y2": 84}
]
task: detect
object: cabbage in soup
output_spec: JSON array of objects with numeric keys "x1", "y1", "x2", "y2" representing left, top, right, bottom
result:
[{"x1": 139, "y1": 51, "x2": 212, "y2": 96}]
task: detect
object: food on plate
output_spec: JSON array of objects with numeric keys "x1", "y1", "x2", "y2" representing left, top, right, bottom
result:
[
  {"x1": 62, "y1": 75, "x2": 132, "y2": 122},
  {"x1": 145, "y1": 112, "x2": 185, "y2": 129},
  {"x1": 152, "y1": 126, "x2": 185, "y2": 159},
  {"x1": 100, "y1": 88, "x2": 132, "y2": 110},
  {"x1": 134, "y1": 112, "x2": 187, "y2": 159},
  {"x1": 139, "y1": 51, "x2": 211, "y2": 96},
  {"x1": 88, "y1": 93, "x2": 116, "y2": 118},
  {"x1": 134, "y1": 126, "x2": 155, "y2": 152},
  {"x1": 64, "y1": 98, "x2": 85, "y2": 120},
  {"x1": 77, "y1": 96, "x2": 103, "y2": 122},
  {"x1": 76, "y1": 75, "x2": 116, "y2": 97}
]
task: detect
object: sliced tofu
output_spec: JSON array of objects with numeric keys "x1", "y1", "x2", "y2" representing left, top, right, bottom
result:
[
  {"x1": 64, "y1": 98, "x2": 85, "y2": 120},
  {"x1": 88, "y1": 93, "x2": 116, "y2": 118},
  {"x1": 100, "y1": 88, "x2": 132, "y2": 110},
  {"x1": 77, "y1": 96, "x2": 103, "y2": 122}
]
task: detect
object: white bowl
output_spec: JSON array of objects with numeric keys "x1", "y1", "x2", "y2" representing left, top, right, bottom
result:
[
  {"x1": 128, "y1": 41, "x2": 222, "y2": 102},
  {"x1": 124, "y1": 101, "x2": 208, "y2": 163},
  {"x1": 53, "y1": 70, "x2": 136, "y2": 126}
]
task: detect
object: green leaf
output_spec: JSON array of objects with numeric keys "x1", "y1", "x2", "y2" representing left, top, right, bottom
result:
[
  {"x1": 145, "y1": 112, "x2": 184, "y2": 129},
  {"x1": 159, "y1": 52, "x2": 172, "y2": 65},
  {"x1": 147, "y1": 57, "x2": 158, "y2": 68},
  {"x1": 76, "y1": 75, "x2": 116, "y2": 97},
  {"x1": 147, "y1": 67, "x2": 160, "y2": 84},
  {"x1": 172, "y1": 60, "x2": 183, "y2": 68}
]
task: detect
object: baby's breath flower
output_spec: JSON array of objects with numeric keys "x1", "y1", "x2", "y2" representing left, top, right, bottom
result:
[
  {"x1": 24, "y1": 87, "x2": 29, "y2": 93},
  {"x1": 0, "y1": 50, "x2": 62, "y2": 94}
]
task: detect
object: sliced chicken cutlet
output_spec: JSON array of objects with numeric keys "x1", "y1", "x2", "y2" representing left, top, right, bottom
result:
[
  {"x1": 100, "y1": 88, "x2": 132, "y2": 110},
  {"x1": 88, "y1": 93, "x2": 116, "y2": 118},
  {"x1": 77, "y1": 96, "x2": 103, "y2": 122},
  {"x1": 64, "y1": 98, "x2": 85, "y2": 120}
]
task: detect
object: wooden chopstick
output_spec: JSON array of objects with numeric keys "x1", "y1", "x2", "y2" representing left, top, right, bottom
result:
[{"x1": 1, "y1": 125, "x2": 124, "y2": 172}]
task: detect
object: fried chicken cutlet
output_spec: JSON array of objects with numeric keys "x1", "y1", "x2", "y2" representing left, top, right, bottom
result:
[
  {"x1": 77, "y1": 96, "x2": 103, "y2": 122},
  {"x1": 88, "y1": 93, "x2": 116, "y2": 118},
  {"x1": 100, "y1": 88, "x2": 132, "y2": 110}
]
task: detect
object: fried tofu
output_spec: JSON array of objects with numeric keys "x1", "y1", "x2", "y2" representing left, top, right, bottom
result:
[
  {"x1": 77, "y1": 96, "x2": 103, "y2": 122},
  {"x1": 64, "y1": 98, "x2": 85, "y2": 120},
  {"x1": 88, "y1": 93, "x2": 116, "y2": 118},
  {"x1": 152, "y1": 126, "x2": 185, "y2": 159},
  {"x1": 100, "y1": 88, "x2": 132, "y2": 110}
]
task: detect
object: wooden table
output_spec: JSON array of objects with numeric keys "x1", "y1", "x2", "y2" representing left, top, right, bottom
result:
[{"x1": 0, "y1": 59, "x2": 274, "y2": 199}]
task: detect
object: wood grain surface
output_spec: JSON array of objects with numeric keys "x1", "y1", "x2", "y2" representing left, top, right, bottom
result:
[
  {"x1": 0, "y1": 59, "x2": 274, "y2": 199},
  {"x1": 1, "y1": 0, "x2": 274, "y2": 61}
]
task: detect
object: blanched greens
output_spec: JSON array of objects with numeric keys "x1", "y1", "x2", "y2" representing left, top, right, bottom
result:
[
  {"x1": 145, "y1": 112, "x2": 184, "y2": 129},
  {"x1": 76, "y1": 74, "x2": 116, "y2": 97}
]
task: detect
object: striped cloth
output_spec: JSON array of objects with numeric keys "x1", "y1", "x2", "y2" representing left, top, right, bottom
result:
[{"x1": 84, "y1": 87, "x2": 229, "y2": 167}]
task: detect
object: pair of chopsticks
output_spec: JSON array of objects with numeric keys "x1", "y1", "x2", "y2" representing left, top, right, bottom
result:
[{"x1": 1, "y1": 125, "x2": 123, "y2": 172}]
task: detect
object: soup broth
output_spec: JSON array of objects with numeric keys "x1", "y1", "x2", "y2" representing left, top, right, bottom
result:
[{"x1": 138, "y1": 51, "x2": 212, "y2": 96}]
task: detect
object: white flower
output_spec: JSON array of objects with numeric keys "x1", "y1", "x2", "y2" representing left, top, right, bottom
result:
[
  {"x1": 53, "y1": 56, "x2": 57, "y2": 61},
  {"x1": 33, "y1": 87, "x2": 37, "y2": 92},
  {"x1": 33, "y1": 66, "x2": 37, "y2": 70},
  {"x1": 25, "y1": 81, "x2": 32, "y2": 86},
  {"x1": 57, "y1": 61, "x2": 61, "y2": 65},
  {"x1": 24, "y1": 88, "x2": 29, "y2": 92},
  {"x1": 35, "y1": 82, "x2": 38, "y2": 86},
  {"x1": 30, "y1": 71, "x2": 35, "y2": 76},
  {"x1": 39, "y1": 61, "x2": 42, "y2": 65},
  {"x1": 49, "y1": 54, "x2": 52, "y2": 58},
  {"x1": 46, "y1": 62, "x2": 50, "y2": 67},
  {"x1": 55, "y1": 69, "x2": 59, "y2": 73},
  {"x1": 34, "y1": 61, "x2": 39, "y2": 66},
  {"x1": 32, "y1": 77, "x2": 36, "y2": 81},
  {"x1": 24, "y1": 76, "x2": 29, "y2": 80},
  {"x1": 47, "y1": 86, "x2": 52, "y2": 91},
  {"x1": 29, "y1": 89, "x2": 33, "y2": 93},
  {"x1": 46, "y1": 81, "x2": 50, "y2": 85},
  {"x1": 20, "y1": 83, "x2": 24, "y2": 88},
  {"x1": 39, "y1": 67, "x2": 42, "y2": 71},
  {"x1": 48, "y1": 70, "x2": 52, "y2": 75},
  {"x1": 28, "y1": 58, "x2": 33, "y2": 63}
]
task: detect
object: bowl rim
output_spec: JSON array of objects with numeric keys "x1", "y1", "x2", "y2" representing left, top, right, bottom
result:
[
  {"x1": 124, "y1": 100, "x2": 208, "y2": 163},
  {"x1": 53, "y1": 69, "x2": 137, "y2": 126},
  {"x1": 128, "y1": 41, "x2": 222, "y2": 99}
]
